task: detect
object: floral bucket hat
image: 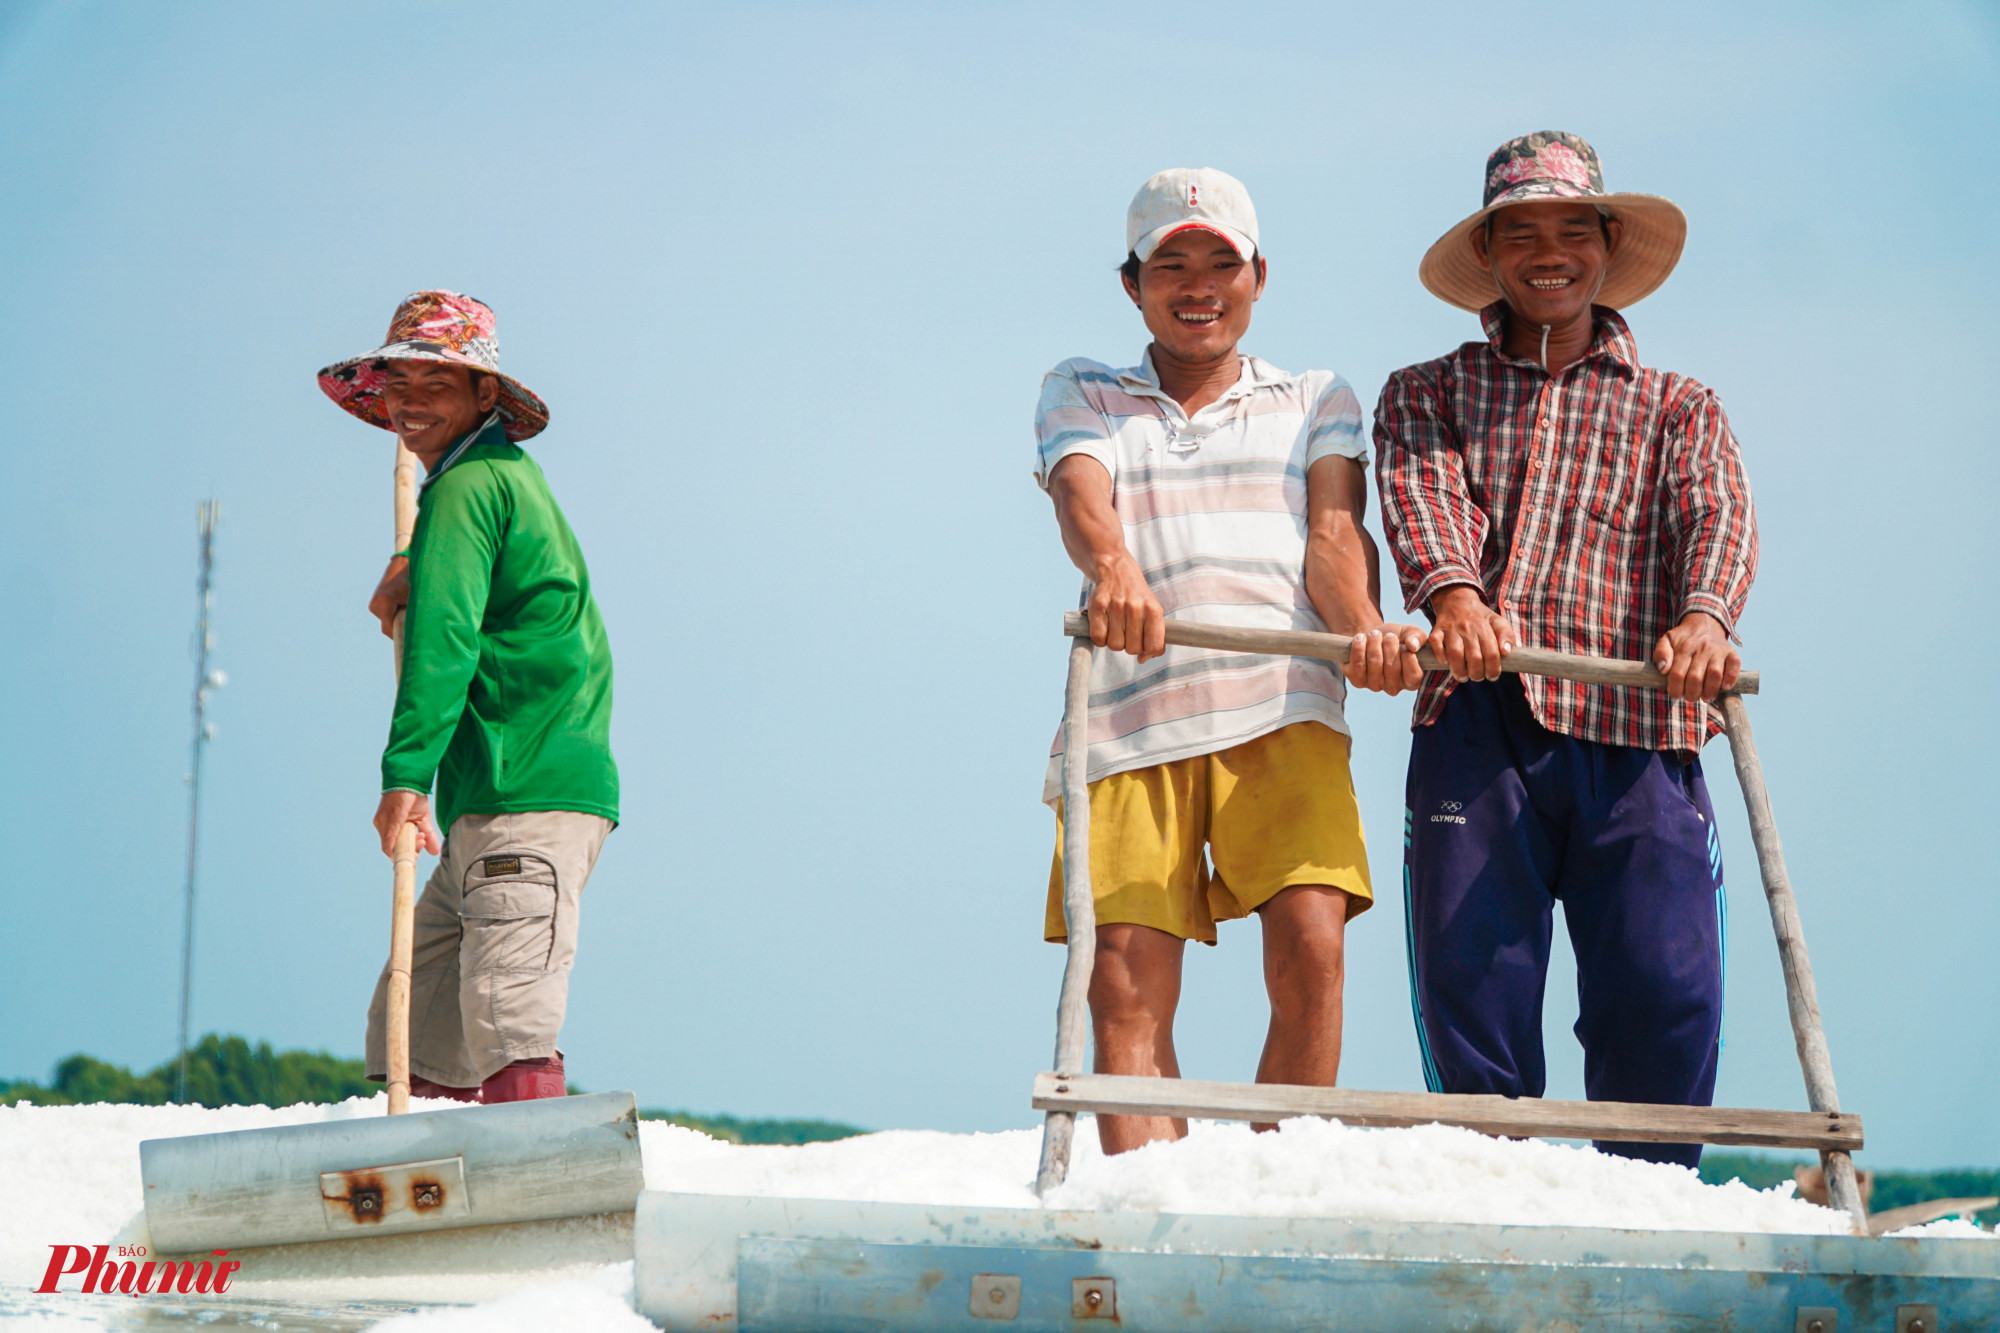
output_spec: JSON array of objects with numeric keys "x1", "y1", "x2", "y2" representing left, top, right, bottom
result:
[
  {"x1": 1419, "y1": 131, "x2": 1687, "y2": 312},
  {"x1": 317, "y1": 290, "x2": 548, "y2": 442}
]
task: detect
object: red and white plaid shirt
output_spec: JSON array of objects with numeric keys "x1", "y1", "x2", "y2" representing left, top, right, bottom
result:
[{"x1": 1374, "y1": 305, "x2": 1757, "y2": 753}]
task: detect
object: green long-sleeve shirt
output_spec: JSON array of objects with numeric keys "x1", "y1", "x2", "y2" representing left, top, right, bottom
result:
[{"x1": 382, "y1": 415, "x2": 618, "y2": 832}]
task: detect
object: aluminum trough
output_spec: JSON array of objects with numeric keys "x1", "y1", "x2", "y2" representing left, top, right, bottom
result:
[
  {"x1": 140, "y1": 1090, "x2": 644, "y2": 1253},
  {"x1": 633, "y1": 1191, "x2": 2000, "y2": 1331}
]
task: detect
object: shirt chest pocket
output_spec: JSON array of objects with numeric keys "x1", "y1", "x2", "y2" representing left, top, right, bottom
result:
[{"x1": 1577, "y1": 433, "x2": 1648, "y2": 531}]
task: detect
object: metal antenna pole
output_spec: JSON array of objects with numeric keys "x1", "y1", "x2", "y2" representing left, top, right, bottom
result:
[{"x1": 175, "y1": 500, "x2": 222, "y2": 1105}]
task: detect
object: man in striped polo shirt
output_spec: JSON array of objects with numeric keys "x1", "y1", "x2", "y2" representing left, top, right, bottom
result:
[
  {"x1": 1376, "y1": 133, "x2": 1756, "y2": 1166},
  {"x1": 1036, "y1": 168, "x2": 1426, "y2": 1155}
]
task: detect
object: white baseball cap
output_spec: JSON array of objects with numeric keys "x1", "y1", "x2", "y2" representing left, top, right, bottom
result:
[{"x1": 1126, "y1": 167, "x2": 1259, "y2": 262}]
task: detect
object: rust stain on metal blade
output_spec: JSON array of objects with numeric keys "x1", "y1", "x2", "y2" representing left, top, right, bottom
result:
[{"x1": 318, "y1": 1155, "x2": 469, "y2": 1231}]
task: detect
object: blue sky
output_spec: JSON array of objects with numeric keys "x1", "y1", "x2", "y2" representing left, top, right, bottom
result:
[{"x1": 1, "y1": 1, "x2": 1994, "y2": 1170}]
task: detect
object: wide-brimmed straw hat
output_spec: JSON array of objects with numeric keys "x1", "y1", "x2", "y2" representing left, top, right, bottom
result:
[
  {"x1": 1419, "y1": 132, "x2": 1686, "y2": 312},
  {"x1": 318, "y1": 290, "x2": 548, "y2": 442}
]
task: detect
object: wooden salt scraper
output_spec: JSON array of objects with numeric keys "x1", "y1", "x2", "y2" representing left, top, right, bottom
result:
[
  {"x1": 139, "y1": 434, "x2": 644, "y2": 1255},
  {"x1": 1037, "y1": 611, "x2": 1872, "y2": 1230},
  {"x1": 628, "y1": 613, "x2": 1995, "y2": 1331}
]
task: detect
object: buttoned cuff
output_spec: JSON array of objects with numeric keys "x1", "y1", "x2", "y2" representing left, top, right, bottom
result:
[
  {"x1": 1408, "y1": 565, "x2": 1486, "y2": 617},
  {"x1": 1679, "y1": 592, "x2": 1740, "y2": 641}
]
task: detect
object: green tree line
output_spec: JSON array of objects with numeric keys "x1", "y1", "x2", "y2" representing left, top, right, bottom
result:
[
  {"x1": 637, "y1": 1107, "x2": 865, "y2": 1145},
  {"x1": 3, "y1": 1034, "x2": 868, "y2": 1145},
  {"x1": 1, "y1": 1034, "x2": 375, "y2": 1107},
  {"x1": 1702, "y1": 1152, "x2": 1999, "y2": 1227}
]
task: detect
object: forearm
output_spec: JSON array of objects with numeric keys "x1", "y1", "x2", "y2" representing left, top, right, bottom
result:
[
  {"x1": 1049, "y1": 462, "x2": 1138, "y2": 584},
  {"x1": 1304, "y1": 510, "x2": 1386, "y2": 635},
  {"x1": 1306, "y1": 456, "x2": 1430, "y2": 695},
  {"x1": 1048, "y1": 454, "x2": 1163, "y2": 658}
]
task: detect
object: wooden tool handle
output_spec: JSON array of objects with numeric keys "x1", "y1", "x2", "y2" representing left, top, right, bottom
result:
[
  {"x1": 385, "y1": 819, "x2": 418, "y2": 1115},
  {"x1": 391, "y1": 438, "x2": 418, "y2": 682},
  {"x1": 1060, "y1": 611, "x2": 1759, "y2": 695},
  {"x1": 1718, "y1": 694, "x2": 1868, "y2": 1231},
  {"x1": 393, "y1": 441, "x2": 419, "y2": 561},
  {"x1": 1035, "y1": 638, "x2": 1098, "y2": 1196},
  {"x1": 385, "y1": 439, "x2": 420, "y2": 1115}
]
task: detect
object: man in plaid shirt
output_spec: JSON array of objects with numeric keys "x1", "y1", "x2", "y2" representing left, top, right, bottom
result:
[{"x1": 1373, "y1": 132, "x2": 1757, "y2": 1167}]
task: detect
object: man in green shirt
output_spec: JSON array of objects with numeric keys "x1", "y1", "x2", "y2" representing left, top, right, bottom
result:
[{"x1": 318, "y1": 290, "x2": 619, "y2": 1104}]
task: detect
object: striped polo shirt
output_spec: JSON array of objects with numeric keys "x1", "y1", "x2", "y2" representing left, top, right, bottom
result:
[{"x1": 1034, "y1": 350, "x2": 1369, "y2": 804}]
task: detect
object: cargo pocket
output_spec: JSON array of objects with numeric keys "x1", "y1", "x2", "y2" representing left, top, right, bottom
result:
[{"x1": 460, "y1": 855, "x2": 559, "y2": 975}]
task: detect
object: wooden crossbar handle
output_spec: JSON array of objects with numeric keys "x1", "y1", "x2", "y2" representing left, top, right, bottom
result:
[
  {"x1": 1033, "y1": 1072, "x2": 1859, "y2": 1151},
  {"x1": 1061, "y1": 612, "x2": 1759, "y2": 696}
]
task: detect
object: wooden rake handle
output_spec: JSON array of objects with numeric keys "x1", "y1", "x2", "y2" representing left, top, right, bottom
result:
[
  {"x1": 1060, "y1": 611, "x2": 1759, "y2": 695},
  {"x1": 385, "y1": 815, "x2": 418, "y2": 1115},
  {"x1": 385, "y1": 442, "x2": 420, "y2": 1115}
]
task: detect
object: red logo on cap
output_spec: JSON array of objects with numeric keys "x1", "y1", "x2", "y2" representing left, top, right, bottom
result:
[{"x1": 1188, "y1": 184, "x2": 1199, "y2": 207}]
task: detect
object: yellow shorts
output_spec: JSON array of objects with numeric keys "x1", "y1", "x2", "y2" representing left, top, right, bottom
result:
[{"x1": 1045, "y1": 721, "x2": 1373, "y2": 944}]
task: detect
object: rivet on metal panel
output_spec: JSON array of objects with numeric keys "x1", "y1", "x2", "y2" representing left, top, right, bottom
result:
[
  {"x1": 318, "y1": 1156, "x2": 469, "y2": 1232},
  {"x1": 1072, "y1": 1276, "x2": 1116, "y2": 1319},
  {"x1": 1795, "y1": 1308, "x2": 1838, "y2": 1333},
  {"x1": 1895, "y1": 1306, "x2": 1937, "y2": 1333},
  {"x1": 969, "y1": 1273, "x2": 1020, "y2": 1320}
]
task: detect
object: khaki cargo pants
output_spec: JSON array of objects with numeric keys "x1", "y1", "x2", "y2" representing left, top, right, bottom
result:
[{"x1": 366, "y1": 810, "x2": 613, "y2": 1088}]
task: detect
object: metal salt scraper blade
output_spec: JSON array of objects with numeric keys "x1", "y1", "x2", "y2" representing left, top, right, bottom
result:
[{"x1": 139, "y1": 1090, "x2": 643, "y2": 1253}]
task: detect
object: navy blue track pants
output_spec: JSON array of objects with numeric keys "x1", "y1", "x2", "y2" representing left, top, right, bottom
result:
[{"x1": 1403, "y1": 677, "x2": 1726, "y2": 1168}]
